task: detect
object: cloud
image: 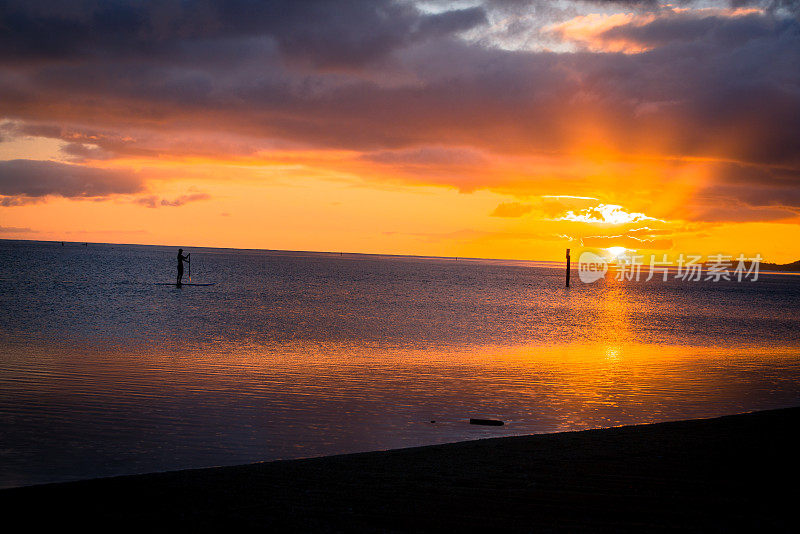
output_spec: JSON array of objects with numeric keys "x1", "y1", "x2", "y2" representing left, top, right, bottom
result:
[
  {"x1": 1, "y1": 4, "x2": 796, "y2": 170},
  {"x1": 545, "y1": 12, "x2": 653, "y2": 53},
  {"x1": 0, "y1": 224, "x2": 33, "y2": 233},
  {"x1": 0, "y1": 0, "x2": 486, "y2": 68},
  {"x1": 581, "y1": 234, "x2": 674, "y2": 250},
  {"x1": 0, "y1": 159, "x2": 144, "y2": 205},
  {"x1": 681, "y1": 162, "x2": 800, "y2": 220},
  {"x1": 603, "y1": 8, "x2": 769, "y2": 49},
  {"x1": 546, "y1": 6, "x2": 770, "y2": 53},
  {"x1": 0, "y1": 1, "x2": 797, "y2": 225},
  {"x1": 364, "y1": 146, "x2": 487, "y2": 166},
  {"x1": 541, "y1": 195, "x2": 599, "y2": 200},
  {"x1": 687, "y1": 204, "x2": 797, "y2": 222},
  {"x1": 490, "y1": 201, "x2": 533, "y2": 217},
  {"x1": 135, "y1": 192, "x2": 211, "y2": 208},
  {"x1": 0, "y1": 196, "x2": 41, "y2": 206},
  {"x1": 557, "y1": 204, "x2": 662, "y2": 224},
  {"x1": 627, "y1": 226, "x2": 673, "y2": 235},
  {"x1": 60, "y1": 142, "x2": 114, "y2": 162},
  {"x1": 159, "y1": 192, "x2": 211, "y2": 207}
]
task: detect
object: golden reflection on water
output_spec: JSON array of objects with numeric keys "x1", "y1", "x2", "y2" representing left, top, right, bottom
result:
[
  {"x1": 8, "y1": 337, "x2": 796, "y2": 415},
  {"x1": 2, "y1": 337, "x2": 799, "y2": 488}
]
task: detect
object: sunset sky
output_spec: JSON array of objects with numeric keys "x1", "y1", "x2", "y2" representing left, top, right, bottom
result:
[{"x1": 1, "y1": 0, "x2": 799, "y2": 261}]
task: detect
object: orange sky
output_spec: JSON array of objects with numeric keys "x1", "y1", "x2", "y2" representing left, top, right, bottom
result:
[{"x1": 1, "y1": 1, "x2": 798, "y2": 262}]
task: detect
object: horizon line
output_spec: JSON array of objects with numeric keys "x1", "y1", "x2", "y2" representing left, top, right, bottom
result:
[
  {"x1": 2, "y1": 237, "x2": 795, "y2": 268},
  {"x1": 0, "y1": 237, "x2": 565, "y2": 265}
]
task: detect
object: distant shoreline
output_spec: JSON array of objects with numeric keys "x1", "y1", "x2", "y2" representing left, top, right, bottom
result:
[
  {"x1": 760, "y1": 261, "x2": 800, "y2": 272},
  {"x1": 4, "y1": 406, "x2": 798, "y2": 531}
]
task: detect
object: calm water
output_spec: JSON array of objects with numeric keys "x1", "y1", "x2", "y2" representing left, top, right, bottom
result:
[{"x1": 1, "y1": 239, "x2": 799, "y2": 488}]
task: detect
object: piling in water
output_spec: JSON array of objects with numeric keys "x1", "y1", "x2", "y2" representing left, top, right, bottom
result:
[{"x1": 566, "y1": 248, "x2": 571, "y2": 287}]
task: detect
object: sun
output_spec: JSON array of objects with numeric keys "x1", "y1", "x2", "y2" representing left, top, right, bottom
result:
[{"x1": 606, "y1": 246, "x2": 628, "y2": 258}]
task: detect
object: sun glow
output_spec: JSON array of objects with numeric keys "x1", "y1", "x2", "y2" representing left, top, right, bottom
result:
[{"x1": 606, "y1": 246, "x2": 629, "y2": 258}]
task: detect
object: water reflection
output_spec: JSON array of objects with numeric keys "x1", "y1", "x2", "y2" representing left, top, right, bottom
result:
[
  {"x1": 2, "y1": 339, "x2": 798, "y2": 488},
  {"x1": 2, "y1": 242, "x2": 799, "y2": 488}
]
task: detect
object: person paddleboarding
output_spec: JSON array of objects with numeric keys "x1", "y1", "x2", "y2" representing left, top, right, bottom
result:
[{"x1": 176, "y1": 248, "x2": 190, "y2": 286}]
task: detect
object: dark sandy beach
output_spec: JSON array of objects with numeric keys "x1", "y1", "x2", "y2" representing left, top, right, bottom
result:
[{"x1": 3, "y1": 407, "x2": 798, "y2": 532}]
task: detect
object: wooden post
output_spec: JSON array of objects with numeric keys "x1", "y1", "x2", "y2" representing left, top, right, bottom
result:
[{"x1": 565, "y1": 248, "x2": 571, "y2": 287}]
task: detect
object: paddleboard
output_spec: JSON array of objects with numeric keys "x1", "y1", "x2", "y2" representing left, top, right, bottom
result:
[{"x1": 155, "y1": 283, "x2": 216, "y2": 286}]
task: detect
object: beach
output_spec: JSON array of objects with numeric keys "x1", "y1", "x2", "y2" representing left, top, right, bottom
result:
[{"x1": 3, "y1": 407, "x2": 797, "y2": 532}]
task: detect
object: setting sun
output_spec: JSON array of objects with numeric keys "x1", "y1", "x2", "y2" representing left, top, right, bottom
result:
[{"x1": 606, "y1": 246, "x2": 629, "y2": 258}]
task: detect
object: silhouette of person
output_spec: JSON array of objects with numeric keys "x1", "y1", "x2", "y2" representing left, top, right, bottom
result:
[{"x1": 177, "y1": 248, "x2": 190, "y2": 286}]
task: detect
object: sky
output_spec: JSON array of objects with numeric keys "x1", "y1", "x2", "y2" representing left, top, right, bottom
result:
[{"x1": 0, "y1": 0, "x2": 799, "y2": 261}]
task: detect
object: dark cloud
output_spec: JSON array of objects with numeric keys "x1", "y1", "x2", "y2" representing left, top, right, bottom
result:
[
  {"x1": 598, "y1": 10, "x2": 780, "y2": 48},
  {"x1": 5, "y1": 10, "x2": 796, "y2": 164},
  {"x1": 60, "y1": 142, "x2": 114, "y2": 161},
  {"x1": 0, "y1": 159, "x2": 144, "y2": 203},
  {"x1": 762, "y1": 0, "x2": 800, "y2": 17},
  {"x1": 0, "y1": 0, "x2": 486, "y2": 68},
  {"x1": 691, "y1": 163, "x2": 800, "y2": 218}
]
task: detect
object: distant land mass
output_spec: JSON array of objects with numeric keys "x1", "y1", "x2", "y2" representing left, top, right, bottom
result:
[
  {"x1": 699, "y1": 259, "x2": 800, "y2": 272},
  {"x1": 761, "y1": 260, "x2": 800, "y2": 272}
]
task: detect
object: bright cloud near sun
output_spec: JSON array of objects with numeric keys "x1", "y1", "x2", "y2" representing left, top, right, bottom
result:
[
  {"x1": 558, "y1": 205, "x2": 663, "y2": 225},
  {"x1": 544, "y1": 5, "x2": 766, "y2": 54},
  {"x1": 544, "y1": 12, "x2": 654, "y2": 53}
]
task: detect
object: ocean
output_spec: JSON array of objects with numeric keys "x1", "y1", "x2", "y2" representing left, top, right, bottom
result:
[{"x1": 1, "y1": 239, "x2": 799, "y2": 488}]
